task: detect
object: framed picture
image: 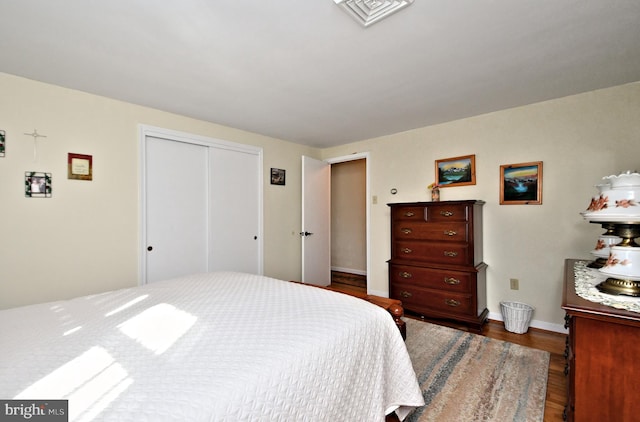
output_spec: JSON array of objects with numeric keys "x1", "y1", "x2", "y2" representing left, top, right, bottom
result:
[
  {"x1": 25, "y1": 172, "x2": 52, "y2": 198},
  {"x1": 270, "y1": 168, "x2": 285, "y2": 185},
  {"x1": 435, "y1": 154, "x2": 476, "y2": 187},
  {"x1": 500, "y1": 161, "x2": 543, "y2": 205},
  {"x1": 0, "y1": 129, "x2": 5, "y2": 157},
  {"x1": 68, "y1": 153, "x2": 93, "y2": 181}
]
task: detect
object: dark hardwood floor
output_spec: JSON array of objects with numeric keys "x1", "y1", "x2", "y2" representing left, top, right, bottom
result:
[{"x1": 330, "y1": 272, "x2": 567, "y2": 422}]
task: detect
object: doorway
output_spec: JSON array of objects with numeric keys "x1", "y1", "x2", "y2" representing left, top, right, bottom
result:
[
  {"x1": 330, "y1": 158, "x2": 367, "y2": 293},
  {"x1": 328, "y1": 153, "x2": 369, "y2": 293},
  {"x1": 301, "y1": 153, "x2": 369, "y2": 291}
]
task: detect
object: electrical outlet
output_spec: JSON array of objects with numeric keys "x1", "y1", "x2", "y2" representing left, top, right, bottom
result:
[{"x1": 510, "y1": 278, "x2": 519, "y2": 290}]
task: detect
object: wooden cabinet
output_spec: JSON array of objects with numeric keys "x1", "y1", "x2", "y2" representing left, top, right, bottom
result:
[
  {"x1": 388, "y1": 200, "x2": 488, "y2": 333},
  {"x1": 562, "y1": 258, "x2": 640, "y2": 422}
]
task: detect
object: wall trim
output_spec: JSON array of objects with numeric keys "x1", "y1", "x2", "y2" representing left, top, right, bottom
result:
[
  {"x1": 331, "y1": 266, "x2": 367, "y2": 276},
  {"x1": 488, "y1": 311, "x2": 568, "y2": 334}
]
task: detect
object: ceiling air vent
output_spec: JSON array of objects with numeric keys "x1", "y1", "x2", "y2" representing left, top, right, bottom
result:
[{"x1": 334, "y1": 0, "x2": 414, "y2": 27}]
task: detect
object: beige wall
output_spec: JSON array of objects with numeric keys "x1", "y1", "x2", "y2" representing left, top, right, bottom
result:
[
  {"x1": 322, "y1": 81, "x2": 640, "y2": 331},
  {"x1": 0, "y1": 72, "x2": 316, "y2": 309},
  {"x1": 2, "y1": 72, "x2": 639, "y2": 331},
  {"x1": 331, "y1": 159, "x2": 366, "y2": 273}
]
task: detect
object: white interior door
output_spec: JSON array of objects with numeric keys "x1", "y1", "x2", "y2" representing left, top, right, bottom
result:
[
  {"x1": 301, "y1": 156, "x2": 331, "y2": 286},
  {"x1": 145, "y1": 136, "x2": 209, "y2": 283},
  {"x1": 209, "y1": 147, "x2": 262, "y2": 274}
]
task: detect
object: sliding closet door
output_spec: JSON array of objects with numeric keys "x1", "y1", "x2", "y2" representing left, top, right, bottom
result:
[
  {"x1": 209, "y1": 147, "x2": 261, "y2": 274},
  {"x1": 145, "y1": 136, "x2": 209, "y2": 283},
  {"x1": 141, "y1": 126, "x2": 263, "y2": 284}
]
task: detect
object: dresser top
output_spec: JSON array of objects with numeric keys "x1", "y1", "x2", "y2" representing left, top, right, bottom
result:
[
  {"x1": 562, "y1": 258, "x2": 640, "y2": 325},
  {"x1": 387, "y1": 200, "x2": 485, "y2": 207}
]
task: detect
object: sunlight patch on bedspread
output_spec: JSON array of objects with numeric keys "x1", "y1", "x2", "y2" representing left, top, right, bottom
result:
[
  {"x1": 117, "y1": 303, "x2": 197, "y2": 355},
  {"x1": 14, "y1": 346, "x2": 133, "y2": 422},
  {"x1": 104, "y1": 295, "x2": 148, "y2": 317}
]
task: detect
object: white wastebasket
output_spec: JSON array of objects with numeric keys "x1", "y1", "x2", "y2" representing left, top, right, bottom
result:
[{"x1": 500, "y1": 301, "x2": 534, "y2": 334}]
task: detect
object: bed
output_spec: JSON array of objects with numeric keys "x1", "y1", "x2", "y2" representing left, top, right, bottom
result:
[{"x1": 0, "y1": 271, "x2": 424, "y2": 421}]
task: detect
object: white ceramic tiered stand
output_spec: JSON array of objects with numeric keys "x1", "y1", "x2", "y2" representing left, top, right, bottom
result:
[{"x1": 581, "y1": 171, "x2": 640, "y2": 296}]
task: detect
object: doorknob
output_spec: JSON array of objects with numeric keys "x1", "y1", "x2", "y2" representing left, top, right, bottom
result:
[
  {"x1": 147, "y1": 246, "x2": 153, "y2": 251},
  {"x1": 300, "y1": 231, "x2": 314, "y2": 237}
]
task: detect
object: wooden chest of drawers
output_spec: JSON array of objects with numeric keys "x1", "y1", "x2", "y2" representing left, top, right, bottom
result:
[
  {"x1": 562, "y1": 259, "x2": 640, "y2": 421},
  {"x1": 388, "y1": 200, "x2": 488, "y2": 333}
]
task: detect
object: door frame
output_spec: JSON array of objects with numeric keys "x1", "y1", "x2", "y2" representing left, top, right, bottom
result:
[
  {"x1": 326, "y1": 152, "x2": 370, "y2": 293},
  {"x1": 138, "y1": 124, "x2": 264, "y2": 285}
]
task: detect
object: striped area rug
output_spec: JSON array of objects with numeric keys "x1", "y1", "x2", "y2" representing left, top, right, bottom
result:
[{"x1": 403, "y1": 318, "x2": 550, "y2": 422}]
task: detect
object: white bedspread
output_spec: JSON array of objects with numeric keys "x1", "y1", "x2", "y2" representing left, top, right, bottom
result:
[{"x1": 0, "y1": 272, "x2": 423, "y2": 421}]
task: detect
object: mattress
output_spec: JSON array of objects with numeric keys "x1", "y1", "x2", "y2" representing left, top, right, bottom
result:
[{"x1": 0, "y1": 272, "x2": 424, "y2": 421}]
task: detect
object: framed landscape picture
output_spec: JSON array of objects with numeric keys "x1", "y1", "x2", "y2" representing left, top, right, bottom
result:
[
  {"x1": 500, "y1": 161, "x2": 543, "y2": 205},
  {"x1": 435, "y1": 154, "x2": 476, "y2": 187}
]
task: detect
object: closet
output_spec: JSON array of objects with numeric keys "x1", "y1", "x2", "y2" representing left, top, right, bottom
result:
[{"x1": 140, "y1": 126, "x2": 263, "y2": 284}]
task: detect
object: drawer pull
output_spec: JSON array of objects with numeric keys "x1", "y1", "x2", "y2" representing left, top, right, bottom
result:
[
  {"x1": 401, "y1": 248, "x2": 413, "y2": 254},
  {"x1": 404, "y1": 211, "x2": 415, "y2": 217},
  {"x1": 444, "y1": 277, "x2": 461, "y2": 285},
  {"x1": 440, "y1": 210, "x2": 454, "y2": 217},
  {"x1": 401, "y1": 228, "x2": 412, "y2": 235},
  {"x1": 399, "y1": 271, "x2": 413, "y2": 279},
  {"x1": 445, "y1": 299, "x2": 461, "y2": 307},
  {"x1": 400, "y1": 291, "x2": 413, "y2": 298},
  {"x1": 444, "y1": 251, "x2": 458, "y2": 257},
  {"x1": 444, "y1": 230, "x2": 457, "y2": 236}
]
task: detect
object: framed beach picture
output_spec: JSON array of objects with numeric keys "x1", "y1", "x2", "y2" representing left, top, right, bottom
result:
[
  {"x1": 500, "y1": 161, "x2": 543, "y2": 205},
  {"x1": 435, "y1": 154, "x2": 476, "y2": 187}
]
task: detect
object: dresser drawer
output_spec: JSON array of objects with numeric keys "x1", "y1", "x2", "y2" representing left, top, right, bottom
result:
[
  {"x1": 390, "y1": 283, "x2": 474, "y2": 316},
  {"x1": 393, "y1": 240, "x2": 471, "y2": 265},
  {"x1": 392, "y1": 206, "x2": 426, "y2": 221},
  {"x1": 425, "y1": 203, "x2": 469, "y2": 222},
  {"x1": 389, "y1": 264, "x2": 472, "y2": 293},
  {"x1": 393, "y1": 221, "x2": 469, "y2": 242}
]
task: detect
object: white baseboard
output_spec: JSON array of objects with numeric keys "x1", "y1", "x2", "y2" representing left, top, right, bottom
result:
[
  {"x1": 488, "y1": 311, "x2": 568, "y2": 334},
  {"x1": 367, "y1": 288, "x2": 388, "y2": 298},
  {"x1": 331, "y1": 266, "x2": 367, "y2": 276}
]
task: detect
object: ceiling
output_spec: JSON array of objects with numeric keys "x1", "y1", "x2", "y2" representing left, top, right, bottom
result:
[{"x1": 1, "y1": 1, "x2": 639, "y2": 148}]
